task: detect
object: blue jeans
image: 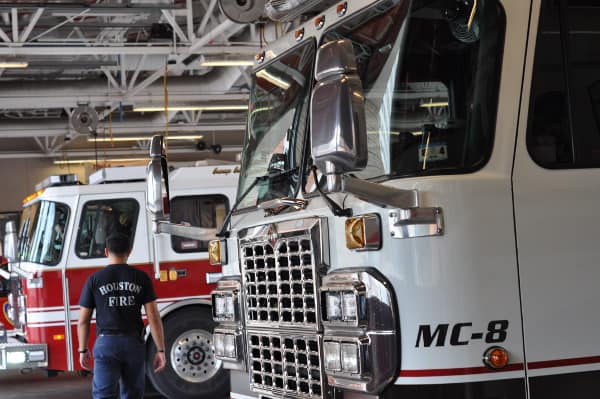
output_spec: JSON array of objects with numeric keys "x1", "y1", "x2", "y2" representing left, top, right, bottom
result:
[{"x1": 92, "y1": 335, "x2": 146, "y2": 399}]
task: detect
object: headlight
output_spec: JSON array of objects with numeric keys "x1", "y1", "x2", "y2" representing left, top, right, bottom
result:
[
  {"x1": 213, "y1": 328, "x2": 245, "y2": 370},
  {"x1": 325, "y1": 292, "x2": 342, "y2": 321},
  {"x1": 211, "y1": 276, "x2": 246, "y2": 371},
  {"x1": 320, "y1": 268, "x2": 398, "y2": 394},
  {"x1": 340, "y1": 342, "x2": 359, "y2": 373},
  {"x1": 214, "y1": 332, "x2": 237, "y2": 359},
  {"x1": 324, "y1": 339, "x2": 363, "y2": 375},
  {"x1": 211, "y1": 277, "x2": 241, "y2": 323},
  {"x1": 6, "y1": 351, "x2": 26, "y2": 364},
  {"x1": 323, "y1": 341, "x2": 341, "y2": 371},
  {"x1": 322, "y1": 289, "x2": 363, "y2": 325},
  {"x1": 213, "y1": 294, "x2": 235, "y2": 321}
]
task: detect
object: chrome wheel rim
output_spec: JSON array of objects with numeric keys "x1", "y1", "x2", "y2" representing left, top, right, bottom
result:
[{"x1": 170, "y1": 329, "x2": 222, "y2": 383}]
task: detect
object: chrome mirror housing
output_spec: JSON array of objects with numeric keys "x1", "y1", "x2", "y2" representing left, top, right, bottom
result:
[
  {"x1": 146, "y1": 135, "x2": 170, "y2": 221},
  {"x1": 310, "y1": 38, "x2": 368, "y2": 190},
  {"x1": 3, "y1": 221, "x2": 17, "y2": 263}
]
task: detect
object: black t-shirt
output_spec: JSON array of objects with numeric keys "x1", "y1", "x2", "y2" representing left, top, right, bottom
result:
[{"x1": 79, "y1": 263, "x2": 156, "y2": 336}]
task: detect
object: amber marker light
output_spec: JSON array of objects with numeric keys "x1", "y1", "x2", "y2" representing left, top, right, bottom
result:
[
  {"x1": 52, "y1": 334, "x2": 65, "y2": 341},
  {"x1": 168, "y1": 270, "x2": 178, "y2": 281},
  {"x1": 294, "y1": 28, "x2": 305, "y2": 42},
  {"x1": 483, "y1": 346, "x2": 509, "y2": 370},
  {"x1": 337, "y1": 2, "x2": 348, "y2": 17},
  {"x1": 345, "y1": 217, "x2": 366, "y2": 250},
  {"x1": 315, "y1": 15, "x2": 325, "y2": 29},
  {"x1": 209, "y1": 240, "x2": 222, "y2": 266}
]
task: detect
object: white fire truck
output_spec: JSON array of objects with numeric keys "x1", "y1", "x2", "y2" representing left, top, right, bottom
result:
[
  {"x1": 1, "y1": 164, "x2": 238, "y2": 399},
  {"x1": 146, "y1": 0, "x2": 600, "y2": 398}
]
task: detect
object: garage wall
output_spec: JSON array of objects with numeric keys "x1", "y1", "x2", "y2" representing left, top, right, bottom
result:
[{"x1": 0, "y1": 158, "x2": 89, "y2": 212}]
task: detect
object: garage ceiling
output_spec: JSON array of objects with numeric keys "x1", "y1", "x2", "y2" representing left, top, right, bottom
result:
[{"x1": 0, "y1": 0, "x2": 262, "y2": 164}]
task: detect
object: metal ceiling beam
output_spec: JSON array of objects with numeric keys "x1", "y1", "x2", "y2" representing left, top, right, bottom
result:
[
  {"x1": 0, "y1": 122, "x2": 246, "y2": 137},
  {"x1": 0, "y1": 78, "x2": 248, "y2": 108},
  {"x1": 19, "y1": 8, "x2": 44, "y2": 43},
  {"x1": 0, "y1": 145, "x2": 243, "y2": 159},
  {"x1": 0, "y1": 44, "x2": 259, "y2": 56},
  {"x1": 0, "y1": 4, "x2": 178, "y2": 12}
]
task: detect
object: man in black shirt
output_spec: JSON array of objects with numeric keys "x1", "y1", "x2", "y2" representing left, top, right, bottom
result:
[{"x1": 77, "y1": 232, "x2": 166, "y2": 399}]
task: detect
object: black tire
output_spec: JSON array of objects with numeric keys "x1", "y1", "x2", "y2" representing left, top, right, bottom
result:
[{"x1": 146, "y1": 307, "x2": 229, "y2": 399}]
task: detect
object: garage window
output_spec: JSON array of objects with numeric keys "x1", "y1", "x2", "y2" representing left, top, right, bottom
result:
[
  {"x1": 170, "y1": 195, "x2": 229, "y2": 253},
  {"x1": 527, "y1": 1, "x2": 600, "y2": 168}
]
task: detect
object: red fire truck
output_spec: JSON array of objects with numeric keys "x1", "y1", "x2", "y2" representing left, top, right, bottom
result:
[{"x1": 1, "y1": 164, "x2": 238, "y2": 399}]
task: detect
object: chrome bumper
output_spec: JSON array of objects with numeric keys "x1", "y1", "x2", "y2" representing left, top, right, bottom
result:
[{"x1": 0, "y1": 342, "x2": 48, "y2": 370}]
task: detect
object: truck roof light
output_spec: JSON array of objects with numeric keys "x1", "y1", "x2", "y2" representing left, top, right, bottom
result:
[
  {"x1": 315, "y1": 15, "x2": 325, "y2": 29},
  {"x1": 336, "y1": 2, "x2": 347, "y2": 17}
]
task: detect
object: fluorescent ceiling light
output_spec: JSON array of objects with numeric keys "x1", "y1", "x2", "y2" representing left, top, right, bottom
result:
[
  {"x1": 88, "y1": 135, "x2": 204, "y2": 142},
  {"x1": 133, "y1": 104, "x2": 248, "y2": 112},
  {"x1": 420, "y1": 101, "x2": 449, "y2": 108},
  {"x1": 0, "y1": 60, "x2": 28, "y2": 68},
  {"x1": 256, "y1": 69, "x2": 291, "y2": 90},
  {"x1": 201, "y1": 60, "x2": 254, "y2": 67},
  {"x1": 54, "y1": 158, "x2": 147, "y2": 165}
]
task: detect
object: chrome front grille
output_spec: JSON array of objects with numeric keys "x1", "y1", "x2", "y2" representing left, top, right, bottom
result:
[
  {"x1": 241, "y1": 236, "x2": 319, "y2": 329},
  {"x1": 248, "y1": 331, "x2": 324, "y2": 398},
  {"x1": 238, "y1": 218, "x2": 329, "y2": 398}
]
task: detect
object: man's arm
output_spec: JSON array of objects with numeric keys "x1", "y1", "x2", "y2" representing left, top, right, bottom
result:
[
  {"x1": 144, "y1": 300, "x2": 166, "y2": 373},
  {"x1": 77, "y1": 306, "x2": 93, "y2": 370}
]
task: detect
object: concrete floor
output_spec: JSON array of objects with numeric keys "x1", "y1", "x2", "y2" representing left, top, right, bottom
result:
[{"x1": 0, "y1": 369, "x2": 165, "y2": 399}]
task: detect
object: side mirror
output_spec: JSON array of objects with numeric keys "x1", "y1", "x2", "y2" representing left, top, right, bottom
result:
[
  {"x1": 3, "y1": 221, "x2": 17, "y2": 263},
  {"x1": 310, "y1": 39, "x2": 368, "y2": 188},
  {"x1": 146, "y1": 135, "x2": 171, "y2": 220}
]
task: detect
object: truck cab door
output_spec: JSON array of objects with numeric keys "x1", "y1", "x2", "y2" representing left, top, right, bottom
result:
[
  {"x1": 65, "y1": 190, "x2": 148, "y2": 370},
  {"x1": 513, "y1": 1, "x2": 600, "y2": 396}
]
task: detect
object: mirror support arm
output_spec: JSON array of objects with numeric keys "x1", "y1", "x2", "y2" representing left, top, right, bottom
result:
[
  {"x1": 342, "y1": 175, "x2": 419, "y2": 209},
  {"x1": 155, "y1": 222, "x2": 218, "y2": 241}
]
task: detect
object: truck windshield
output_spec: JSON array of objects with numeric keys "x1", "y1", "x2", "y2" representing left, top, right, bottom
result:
[
  {"x1": 19, "y1": 201, "x2": 69, "y2": 266},
  {"x1": 237, "y1": 40, "x2": 315, "y2": 209},
  {"x1": 315, "y1": 0, "x2": 505, "y2": 181}
]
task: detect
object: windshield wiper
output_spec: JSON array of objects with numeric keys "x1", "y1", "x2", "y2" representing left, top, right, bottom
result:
[{"x1": 216, "y1": 167, "x2": 299, "y2": 238}]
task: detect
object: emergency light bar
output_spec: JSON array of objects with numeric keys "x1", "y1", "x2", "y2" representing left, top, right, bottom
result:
[
  {"x1": 34, "y1": 174, "x2": 79, "y2": 191},
  {"x1": 89, "y1": 166, "x2": 147, "y2": 185}
]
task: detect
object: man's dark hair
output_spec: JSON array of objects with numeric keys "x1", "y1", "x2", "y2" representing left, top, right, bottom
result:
[{"x1": 106, "y1": 232, "x2": 132, "y2": 256}]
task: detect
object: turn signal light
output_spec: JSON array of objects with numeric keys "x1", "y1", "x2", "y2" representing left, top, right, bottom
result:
[
  {"x1": 345, "y1": 217, "x2": 365, "y2": 249},
  {"x1": 483, "y1": 346, "x2": 509, "y2": 370},
  {"x1": 52, "y1": 334, "x2": 65, "y2": 341},
  {"x1": 209, "y1": 240, "x2": 223, "y2": 265},
  {"x1": 345, "y1": 214, "x2": 381, "y2": 251}
]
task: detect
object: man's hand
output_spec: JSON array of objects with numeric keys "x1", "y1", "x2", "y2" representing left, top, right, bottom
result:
[
  {"x1": 153, "y1": 351, "x2": 166, "y2": 373},
  {"x1": 80, "y1": 351, "x2": 92, "y2": 371}
]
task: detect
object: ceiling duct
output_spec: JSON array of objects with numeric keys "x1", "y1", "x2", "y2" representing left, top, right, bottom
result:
[
  {"x1": 264, "y1": 0, "x2": 338, "y2": 21},
  {"x1": 219, "y1": 0, "x2": 267, "y2": 23}
]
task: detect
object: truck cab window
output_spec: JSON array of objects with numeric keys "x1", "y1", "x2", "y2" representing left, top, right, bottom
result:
[
  {"x1": 75, "y1": 199, "x2": 139, "y2": 259},
  {"x1": 19, "y1": 201, "x2": 69, "y2": 266},
  {"x1": 527, "y1": 1, "x2": 600, "y2": 168},
  {"x1": 170, "y1": 195, "x2": 229, "y2": 253},
  {"x1": 316, "y1": 0, "x2": 505, "y2": 181}
]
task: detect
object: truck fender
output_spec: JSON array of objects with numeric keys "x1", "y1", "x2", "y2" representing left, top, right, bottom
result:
[{"x1": 144, "y1": 298, "x2": 212, "y2": 340}]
